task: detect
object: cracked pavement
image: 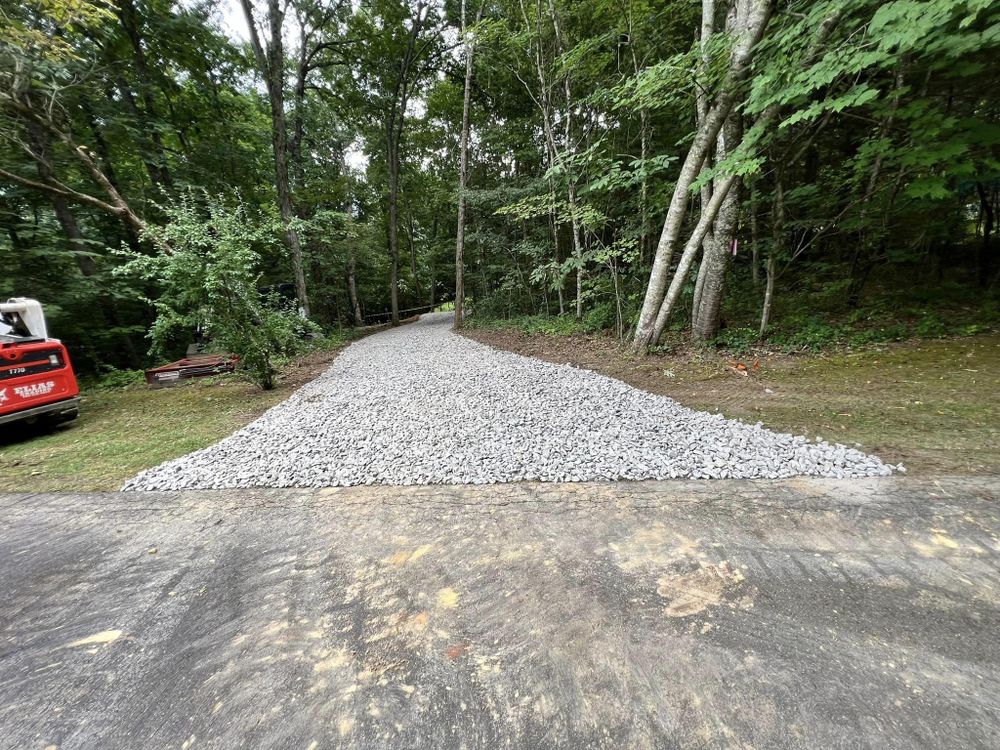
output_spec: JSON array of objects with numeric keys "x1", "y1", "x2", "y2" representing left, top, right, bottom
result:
[{"x1": 2, "y1": 475, "x2": 999, "y2": 748}]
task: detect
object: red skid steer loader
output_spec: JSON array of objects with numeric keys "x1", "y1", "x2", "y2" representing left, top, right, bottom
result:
[{"x1": 0, "y1": 298, "x2": 80, "y2": 427}]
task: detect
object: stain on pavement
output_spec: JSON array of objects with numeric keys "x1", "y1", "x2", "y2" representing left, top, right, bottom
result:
[{"x1": 1, "y1": 476, "x2": 998, "y2": 748}]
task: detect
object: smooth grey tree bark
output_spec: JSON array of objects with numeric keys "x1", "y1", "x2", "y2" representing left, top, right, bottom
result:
[
  {"x1": 759, "y1": 255, "x2": 775, "y2": 336},
  {"x1": 648, "y1": 173, "x2": 738, "y2": 344},
  {"x1": 759, "y1": 173, "x2": 783, "y2": 337},
  {"x1": 691, "y1": 2, "x2": 746, "y2": 342},
  {"x1": 635, "y1": 0, "x2": 845, "y2": 350},
  {"x1": 695, "y1": 0, "x2": 717, "y2": 267},
  {"x1": 347, "y1": 249, "x2": 363, "y2": 327},
  {"x1": 632, "y1": 0, "x2": 773, "y2": 352}
]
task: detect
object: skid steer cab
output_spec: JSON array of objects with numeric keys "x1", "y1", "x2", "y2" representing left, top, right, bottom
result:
[{"x1": 0, "y1": 298, "x2": 80, "y2": 428}]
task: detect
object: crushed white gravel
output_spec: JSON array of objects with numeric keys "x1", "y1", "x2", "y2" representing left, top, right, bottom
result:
[{"x1": 123, "y1": 312, "x2": 899, "y2": 490}]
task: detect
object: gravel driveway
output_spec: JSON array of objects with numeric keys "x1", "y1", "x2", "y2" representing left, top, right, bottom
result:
[{"x1": 124, "y1": 313, "x2": 895, "y2": 490}]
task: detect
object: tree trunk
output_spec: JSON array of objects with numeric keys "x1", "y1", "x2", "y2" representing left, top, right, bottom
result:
[
  {"x1": 348, "y1": 250, "x2": 363, "y2": 327},
  {"x1": 695, "y1": 0, "x2": 716, "y2": 265},
  {"x1": 691, "y1": 179, "x2": 739, "y2": 341},
  {"x1": 25, "y1": 121, "x2": 142, "y2": 365},
  {"x1": 2, "y1": 100, "x2": 146, "y2": 236},
  {"x1": 546, "y1": 0, "x2": 584, "y2": 320},
  {"x1": 750, "y1": 179, "x2": 760, "y2": 285},
  {"x1": 976, "y1": 182, "x2": 994, "y2": 287},
  {"x1": 847, "y1": 66, "x2": 904, "y2": 308},
  {"x1": 569, "y1": 181, "x2": 583, "y2": 320},
  {"x1": 381, "y1": 2, "x2": 428, "y2": 326},
  {"x1": 632, "y1": 0, "x2": 773, "y2": 352},
  {"x1": 406, "y1": 207, "x2": 424, "y2": 303},
  {"x1": 26, "y1": 122, "x2": 98, "y2": 277},
  {"x1": 692, "y1": 85, "x2": 744, "y2": 342},
  {"x1": 519, "y1": 0, "x2": 579, "y2": 319},
  {"x1": 290, "y1": 16, "x2": 309, "y2": 192},
  {"x1": 454, "y1": 0, "x2": 479, "y2": 330},
  {"x1": 545, "y1": 142, "x2": 564, "y2": 315},
  {"x1": 388, "y1": 138, "x2": 401, "y2": 325},
  {"x1": 626, "y1": 14, "x2": 652, "y2": 263},
  {"x1": 759, "y1": 173, "x2": 783, "y2": 337},
  {"x1": 759, "y1": 255, "x2": 775, "y2": 337},
  {"x1": 691, "y1": 254, "x2": 709, "y2": 321},
  {"x1": 82, "y1": 99, "x2": 142, "y2": 253},
  {"x1": 429, "y1": 209, "x2": 439, "y2": 307},
  {"x1": 648, "y1": 174, "x2": 738, "y2": 344},
  {"x1": 240, "y1": 0, "x2": 311, "y2": 319}
]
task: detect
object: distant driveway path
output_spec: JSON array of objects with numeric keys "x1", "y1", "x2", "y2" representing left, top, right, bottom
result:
[
  {"x1": 2, "y1": 476, "x2": 998, "y2": 748},
  {"x1": 126, "y1": 313, "x2": 893, "y2": 490}
]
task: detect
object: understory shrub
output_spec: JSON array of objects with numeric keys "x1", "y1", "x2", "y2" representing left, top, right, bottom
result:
[
  {"x1": 583, "y1": 302, "x2": 617, "y2": 333},
  {"x1": 92, "y1": 366, "x2": 146, "y2": 390},
  {"x1": 711, "y1": 327, "x2": 758, "y2": 355},
  {"x1": 767, "y1": 316, "x2": 847, "y2": 352},
  {"x1": 117, "y1": 193, "x2": 318, "y2": 389}
]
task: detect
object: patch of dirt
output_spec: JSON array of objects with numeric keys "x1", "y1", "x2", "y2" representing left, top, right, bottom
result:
[
  {"x1": 277, "y1": 344, "x2": 350, "y2": 390},
  {"x1": 657, "y1": 561, "x2": 753, "y2": 618},
  {"x1": 462, "y1": 327, "x2": 1000, "y2": 476}
]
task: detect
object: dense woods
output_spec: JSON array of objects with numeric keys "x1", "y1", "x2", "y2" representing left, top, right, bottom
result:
[{"x1": 2, "y1": 0, "x2": 998, "y2": 381}]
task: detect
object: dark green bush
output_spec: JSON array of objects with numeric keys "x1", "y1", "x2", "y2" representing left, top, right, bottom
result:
[
  {"x1": 711, "y1": 327, "x2": 758, "y2": 355},
  {"x1": 92, "y1": 366, "x2": 146, "y2": 390}
]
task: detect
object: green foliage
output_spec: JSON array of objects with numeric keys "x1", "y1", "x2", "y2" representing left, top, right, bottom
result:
[
  {"x1": 582, "y1": 302, "x2": 619, "y2": 333},
  {"x1": 2, "y1": 0, "x2": 998, "y2": 375},
  {"x1": 710, "y1": 327, "x2": 758, "y2": 355},
  {"x1": 117, "y1": 194, "x2": 318, "y2": 390},
  {"x1": 845, "y1": 323, "x2": 910, "y2": 348},
  {"x1": 90, "y1": 366, "x2": 147, "y2": 391},
  {"x1": 913, "y1": 313, "x2": 949, "y2": 338},
  {"x1": 769, "y1": 317, "x2": 850, "y2": 352},
  {"x1": 467, "y1": 314, "x2": 586, "y2": 336},
  {"x1": 0, "y1": 0, "x2": 114, "y2": 62}
]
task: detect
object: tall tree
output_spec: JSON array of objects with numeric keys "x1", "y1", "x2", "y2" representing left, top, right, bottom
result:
[
  {"x1": 240, "y1": 0, "x2": 311, "y2": 318},
  {"x1": 631, "y1": 0, "x2": 774, "y2": 352},
  {"x1": 454, "y1": 0, "x2": 483, "y2": 330},
  {"x1": 349, "y1": 0, "x2": 445, "y2": 325}
]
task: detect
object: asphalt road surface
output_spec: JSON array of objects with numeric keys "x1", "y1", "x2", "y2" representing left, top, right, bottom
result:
[{"x1": 2, "y1": 476, "x2": 998, "y2": 748}]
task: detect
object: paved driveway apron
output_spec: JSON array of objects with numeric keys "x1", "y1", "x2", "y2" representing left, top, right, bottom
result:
[{"x1": 2, "y1": 476, "x2": 998, "y2": 748}]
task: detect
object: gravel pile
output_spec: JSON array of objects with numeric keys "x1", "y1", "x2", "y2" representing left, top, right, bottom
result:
[{"x1": 123, "y1": 312, "x2": 898, "y2": 490}]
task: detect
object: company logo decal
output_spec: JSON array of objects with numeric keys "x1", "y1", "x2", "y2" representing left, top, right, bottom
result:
[
  {"x1": 13, "y1": 381, "x2": 56, "y2": 398},
  {"x1": 0, "y1": 388, "x2": 7, "y2": 404}
]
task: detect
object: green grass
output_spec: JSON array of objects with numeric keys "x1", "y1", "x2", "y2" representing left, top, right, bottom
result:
[
  {"x1": 465, "y1": 313, "x2": 589, "y2": 336},
  {"x1": 1, "y1": 378, "x2": 288, "y2": 491},
  {"x1": 1, "y1": 329, "x2": 358, "y2": 492},
  {"x1": 678, "y1": 336, "x2": 1000, "y2": 474}
]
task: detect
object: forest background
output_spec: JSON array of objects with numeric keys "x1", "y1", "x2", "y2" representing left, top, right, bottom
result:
[{"x1": 1, "y1": 0, "x2": 997, "y2": 382}]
